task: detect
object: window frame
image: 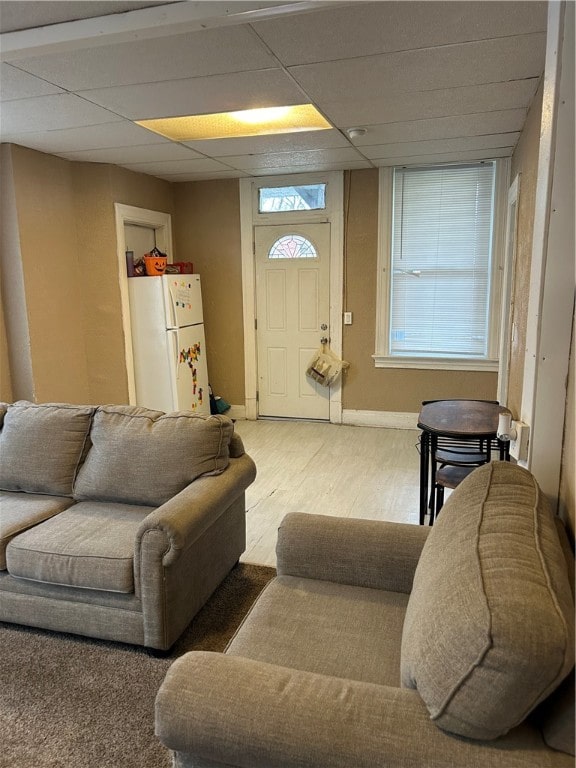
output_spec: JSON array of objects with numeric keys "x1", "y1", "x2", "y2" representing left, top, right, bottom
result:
[
  {"x1": 257, "y1": 183, "x2": 327, "y2": 214},
  {"x1": 251, "y1": 173, "x2": 333, "y2": 225},
  {"x1": 373, "y1": 160, "x2": 510, "y2": 371}
]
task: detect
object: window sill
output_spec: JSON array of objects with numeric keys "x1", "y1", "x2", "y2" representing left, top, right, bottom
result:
[{"x1": 372, "y1": 354, "x2": 499, "y2": 372}]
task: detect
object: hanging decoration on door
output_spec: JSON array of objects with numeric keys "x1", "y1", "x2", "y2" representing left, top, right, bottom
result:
[
  {"x1": 306, "y1": 344, "x2": 349, "y2": 387},
  {"x1": 180, "y1": 345, "x2": 204, "y2": 408}
]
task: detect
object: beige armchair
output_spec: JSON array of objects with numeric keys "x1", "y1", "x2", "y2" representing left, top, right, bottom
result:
[{"x1": 156, "y1": 462, "x2": 574, "y2": 767}]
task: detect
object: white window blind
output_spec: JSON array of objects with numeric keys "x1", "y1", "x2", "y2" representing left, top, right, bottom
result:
[{"x1": 390, "y1": 162, "x2": 496, "y2": 359}]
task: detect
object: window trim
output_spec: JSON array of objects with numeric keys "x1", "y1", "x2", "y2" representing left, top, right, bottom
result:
[
  {"x1": 257, "y1": 183, "x2": 327, "y2": 214},
  {"x1": 251, "y1": 172, "x2": 332, "y2": 225},
  {"x1": 373, "y1": 160, "x2": 510, "y2": 371}
]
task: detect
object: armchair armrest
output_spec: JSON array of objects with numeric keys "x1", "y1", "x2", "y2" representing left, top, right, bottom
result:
[
  {"x1": 135, "y1": 454, "x2": 256, "y2": 568},
  {"x1": 276, "y1": 513, "x2": 429, "y2": 593},
  {"x1": 155, "y1": 652, "x2": 562, "y2": 768}
]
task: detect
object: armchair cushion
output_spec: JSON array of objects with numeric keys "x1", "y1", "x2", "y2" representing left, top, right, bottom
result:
[
  {"x1": 401, "y1": 462, "x2": 575, "y2": 740},
  {"x1": 0, "y1": 401, "x2": 94, "y2": 496},
  {"x1": 226, "y1": 575, "x2": 407, "y2": 686},
  {"x1": 74, "y1": 407, "x2": 234, "y2": 506}
]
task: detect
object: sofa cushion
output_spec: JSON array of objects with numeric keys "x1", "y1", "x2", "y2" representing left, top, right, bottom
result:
[
  {"x1": 400, "y1": 461, "x2": 575, "y2": 740},
  {"x1": 0, "y1": 402, "x2": 94, "y2": 497},
  {"x1": 0, "y1": 491, "x2": 74, "y2": 570},
  {"x1": 73, "y1": 406, "x2": 234, "y2": 507},
  {"x1": 5, "y1": 501, "x2": 154, "y2": 593},
  {"x1": 227, "y1": 575, "x2": 408, "y2": 687}
]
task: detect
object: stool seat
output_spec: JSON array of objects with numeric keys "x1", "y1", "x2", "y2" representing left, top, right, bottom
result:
[
  {"x1": 436, "y1": 465, "x2": 478, "y2": 489},
  {"x1": 435, "y1": 449, "x2": 488, "y2": 466}
]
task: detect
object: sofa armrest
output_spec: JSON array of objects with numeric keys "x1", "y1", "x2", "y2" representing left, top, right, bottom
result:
[
  {"x1": 135, "y1": 453, "x2": 256, "y2": 568},
  {"x1": 276, "y1": 513, "x2": 429, "y2": 593},
  {"x1": 155, "y1": 653, "x2": 565, "y2": 768}
]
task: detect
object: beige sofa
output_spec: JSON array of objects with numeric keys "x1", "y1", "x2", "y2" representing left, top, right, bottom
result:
[
  {"x1": 0, "y1": 401, "x2": 256, "y2": 651},
  {"x1": 155, "y1": 462, "x2": 575, "y2": 766}
]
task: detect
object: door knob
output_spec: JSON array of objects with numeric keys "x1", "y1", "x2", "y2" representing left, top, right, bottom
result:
[
  {"x1": 320, "y1": 336, "x2": 329, "y2": 345},
  {"x1": 321, "y1": 323, "x2": 328, "y2": 330}
]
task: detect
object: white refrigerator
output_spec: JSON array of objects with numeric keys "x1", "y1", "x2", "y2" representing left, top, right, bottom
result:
[{"x1": 128, "y1": 275, "x2": 210, "y2": 415}]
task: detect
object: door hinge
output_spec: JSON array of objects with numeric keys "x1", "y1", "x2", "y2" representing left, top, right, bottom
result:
[
  {"x1": 255, "y1": 318, "x2": 258, "y2": 330},
  {"x1": 256, "y1": 390, "x2": 259, "y2": 402}
]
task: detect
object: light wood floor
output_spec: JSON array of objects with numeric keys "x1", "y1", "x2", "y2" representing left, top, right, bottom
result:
[{"x1": 234, "y1": 419, "x2": 422, "y2": 567}]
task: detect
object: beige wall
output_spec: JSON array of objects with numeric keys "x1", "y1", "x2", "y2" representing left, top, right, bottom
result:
[
  {"x1": 7, "y1": 145, "x2": 91, "y2": 403},
  {"x1": 1, "y1": 145, "x2": 175, "y2": 405},
  {"x1": 173, "y1": 179, "x2": 245, "y2": 404},
  {"x1": 71, "y1": 163, "x2": 175, "y2": 404},
  {"x1": 508, "y1": 81, "x2": 544, "y2": 419},
  {"x1": 0, "y1": 145, "x2": 25, "y2": 401},
  {"x1": 342, "y1": 169, "x2": 497, "y2": 412}
]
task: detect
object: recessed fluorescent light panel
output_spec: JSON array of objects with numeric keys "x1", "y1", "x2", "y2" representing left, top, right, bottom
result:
[{"x1": 135, "y1": 105, "x2": 332, "y2": 141}]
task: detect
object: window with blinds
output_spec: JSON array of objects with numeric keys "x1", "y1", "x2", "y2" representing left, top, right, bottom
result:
[
  {"x1": 390, "y1": 162, "x2": 496, "y2": 359},
  {"x1": 374, "y1": 161, "x2": 507, "y2": 370}
]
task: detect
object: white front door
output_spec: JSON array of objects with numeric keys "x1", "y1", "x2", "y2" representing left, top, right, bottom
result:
[{"x1": 255, "y1": 223, "x2": 331, "y2": 419}]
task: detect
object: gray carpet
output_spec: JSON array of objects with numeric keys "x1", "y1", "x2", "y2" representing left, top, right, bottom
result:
[{"x1": 0, "y1": 563, "x2": 276, "y2": 768}]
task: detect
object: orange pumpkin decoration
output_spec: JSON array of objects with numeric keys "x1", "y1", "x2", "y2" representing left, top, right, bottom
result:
[{"x1": 144, "y1": 254, "x2": 168, "y2": 276}]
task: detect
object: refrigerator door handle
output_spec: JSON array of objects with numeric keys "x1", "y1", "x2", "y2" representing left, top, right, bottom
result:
[
  {"x1": 174, "y1": 329, "x2": 181, "y2": 381},
  {"x1": 167, "y1": 329, "x2": 181, "y2": 387},
  {"x1": 164, "y1": 277, "x2": 178, "y2": 328}
]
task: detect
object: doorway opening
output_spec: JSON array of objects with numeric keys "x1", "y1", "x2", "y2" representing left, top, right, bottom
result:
[{"x1": 114, "y1": 203, "x2": 173, "y2": 404}]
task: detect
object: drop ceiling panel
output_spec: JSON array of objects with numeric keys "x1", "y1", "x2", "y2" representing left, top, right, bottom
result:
[
  {"x1": 78, "y1": 68, "x2": 304, "y2": 120},
  {"x1": 221, "y1": 147, "x2": 366, "y2": 171},
  {"x1": 323, "y1": 78, "x2": 540, "y2": 127},
  {"x1": 247, "y1": 161, "x2": 373, "y2": 176},
  {"x1": 1, "y1": 63, "x2": 64, "y2": 99},
  {"x1": 182, "y1": 128, "x2": 349, "y2": 157},
  {"x1": 351, "y1": 110, "x2": 527, "y2": 146},
  {"x1": 0, "y1": 1, "x2": 549, "y2": 182},
  {"x1": 363, "y1": 133, "x2": 520, "y2": 161},
  {"x1": 57, "y1": 141, "x2": 204, "y2": 164},
  {"x1": 374, "y1": 147, "x2": 513, "y2": 167},
  {"x1": 289, "y1": 34, "x2": 546, "y2": 103},
  {"x1": 252, "y1": 1, "x2": 547, "y2": 66},
  {"x1": 120, "y1": 157, "x2": 232, "y2": 174},
  {"x1": 149, "y1": 169, "x2": 252, "y2": 182},
  {"x1": 13, "y1": 25, "x2": 277, "y2": 90},
  {"x1": 0, "y1": 120, "x2": 169, "y2": 153},
  {"x1": 1, "y1": 93, "x2": 122, "y2": 134}
]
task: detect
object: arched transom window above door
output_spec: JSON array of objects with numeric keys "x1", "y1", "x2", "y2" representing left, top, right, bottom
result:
[{"x1": 268, "y1": 234, "x2": 318, "y2": 259}]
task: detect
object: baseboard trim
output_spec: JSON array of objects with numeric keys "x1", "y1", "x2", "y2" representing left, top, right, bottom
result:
[
  {"x1": 342, "y1": 409, "x2": 419, "y2": 430},
  {"x1": 226, "y1": 404, "x2": 247, "y2": 420}
]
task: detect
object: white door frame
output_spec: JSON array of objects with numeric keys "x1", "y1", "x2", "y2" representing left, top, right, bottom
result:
[
  {"x1": 114, "y1": 203, "x2": 173, "y2": 404},
  {"x1": 497, "y1": 173, "x2": 520, "y2": 406},
  {"x1": 520, "y1": 0, "x2": 574, "y2": 503},
  {"x1": 240, "y1": 172, "x2": 344, "y2": 422}
]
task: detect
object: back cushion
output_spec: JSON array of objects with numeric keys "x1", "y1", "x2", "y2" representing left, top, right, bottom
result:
[
  {"x1": 0, "y1": 402, "x2": 94, "y2": 497},
  {"x1": 73, "y1": 406, "x2": 234, "y2": 507},
  {"x1": 401, "y1": 461, "x2": 575, "y2": 741}
]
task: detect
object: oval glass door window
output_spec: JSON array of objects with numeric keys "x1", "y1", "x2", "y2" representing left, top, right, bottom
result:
[{"x1": 268, "y1": 234, "x2": 317, "y2": 259}]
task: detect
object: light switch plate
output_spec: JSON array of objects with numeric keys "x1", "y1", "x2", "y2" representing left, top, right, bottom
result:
[{"x1": 344, "y1": 311, "x2": 353, "y2": 325}]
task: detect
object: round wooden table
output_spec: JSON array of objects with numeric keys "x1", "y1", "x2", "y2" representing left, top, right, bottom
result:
[{"x1": 417, "y1": 400, "x2": 511, "y2": 524}]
